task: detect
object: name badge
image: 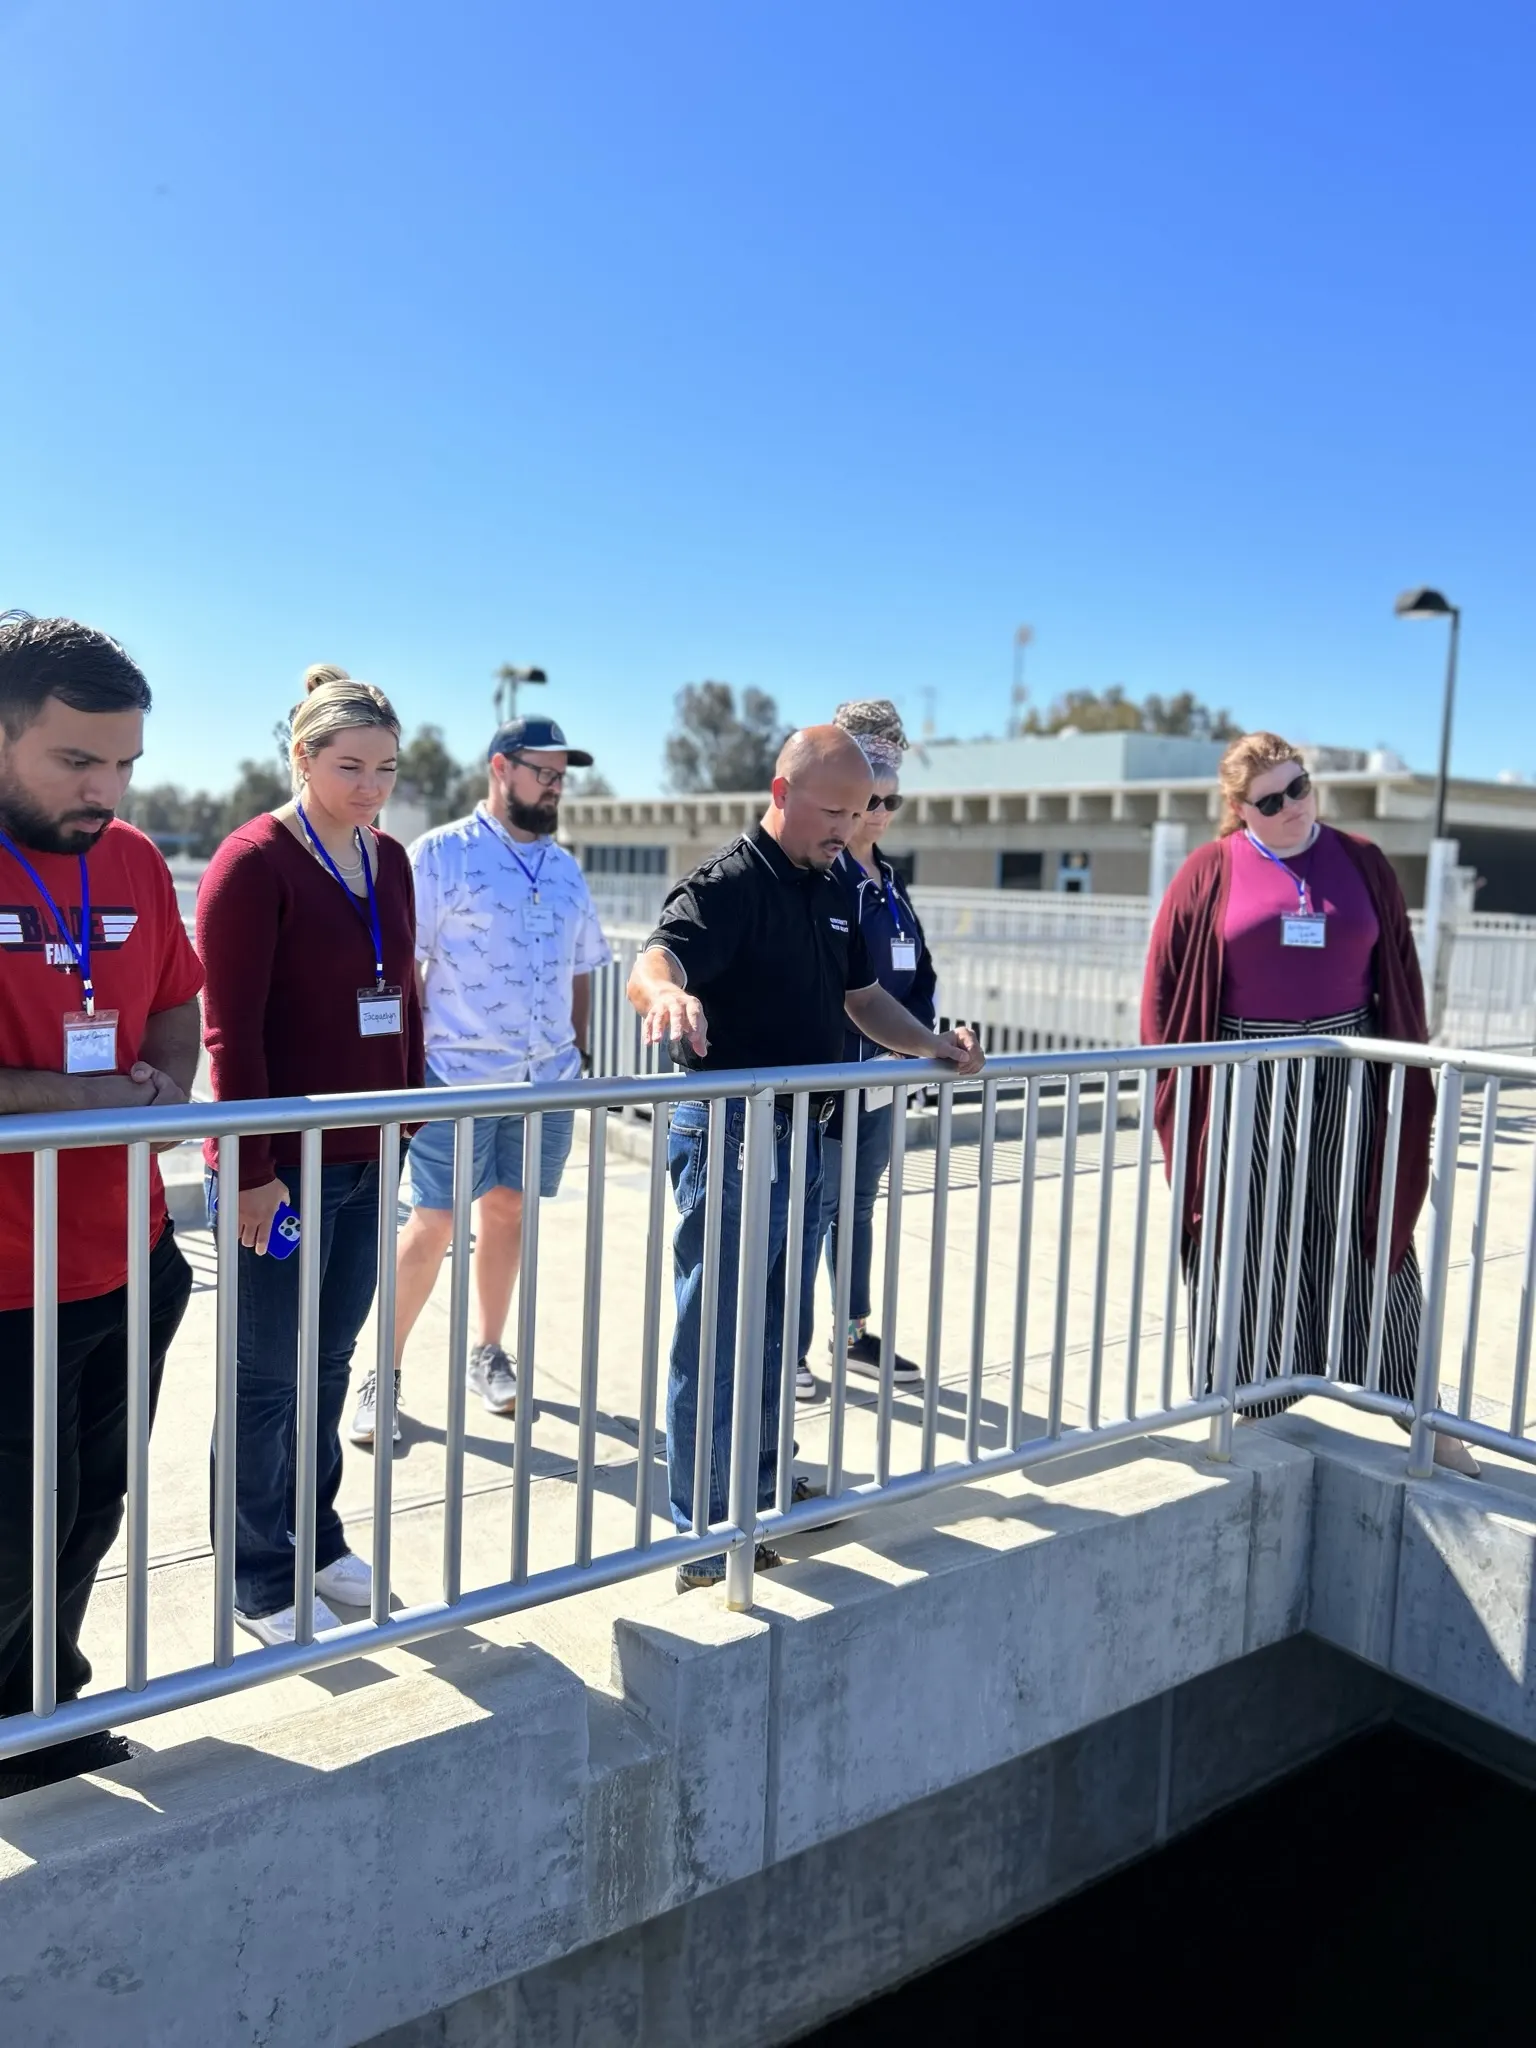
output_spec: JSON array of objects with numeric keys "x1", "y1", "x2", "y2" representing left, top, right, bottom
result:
[
  {"x1": 890, "y1": 939, "x2": 918, "y2": 972},
  {"x1": 1282, "y1": 915, "x2": 1327, "y2": 949},
  {"x1": 522, "y1": 900, "x2": 555, "y2": 935},
  {"x1": 63, "y1": 1009, "x2": 119, "y2": 1074},
  {"x1": 357, "y1": 986, "x2": 404, "y2": 1037}
]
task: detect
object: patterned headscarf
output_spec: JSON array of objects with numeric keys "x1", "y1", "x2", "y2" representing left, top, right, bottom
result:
[
  {"x1": 834, "y1": 697, "x2": 908, "y2": 750},
  {"x1": 853, "y1": 732, "x2": 904, "y2": 782}
]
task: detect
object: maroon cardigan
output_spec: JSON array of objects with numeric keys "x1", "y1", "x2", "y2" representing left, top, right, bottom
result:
[{"x1": 1140, "y1": 827, "x2": 1432, "y2": 1273}]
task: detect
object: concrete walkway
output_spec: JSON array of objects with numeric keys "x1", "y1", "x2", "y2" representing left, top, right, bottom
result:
[{"x1": 73, "y1": 1078, "x2": 1536, "y2": 1752}]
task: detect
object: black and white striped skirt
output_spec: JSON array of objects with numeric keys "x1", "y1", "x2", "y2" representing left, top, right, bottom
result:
[{"x1": 1186, "y1": 1006, "x2": 1422, "y2": 1407}]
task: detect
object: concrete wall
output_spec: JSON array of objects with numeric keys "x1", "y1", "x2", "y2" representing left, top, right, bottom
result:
[
  {"x1": 374, "y1": 1636, "x2": 1391, "y2": 2048},
  {"x1": 5, "y1": 1422, "x2": 1536, "y2": 2047}
]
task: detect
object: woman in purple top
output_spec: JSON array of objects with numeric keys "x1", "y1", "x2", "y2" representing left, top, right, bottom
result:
[{"x1": 1142, "y1": 730, "x2": 1476, "y2": 1473}]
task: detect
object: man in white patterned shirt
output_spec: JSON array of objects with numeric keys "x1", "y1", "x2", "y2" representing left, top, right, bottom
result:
[{"x1": 350, "y1": 715, "x2": 611, "y2": 1444}]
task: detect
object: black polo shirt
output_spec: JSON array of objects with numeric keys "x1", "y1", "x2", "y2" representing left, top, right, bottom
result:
[{"x1": 647, "y1": 824, "x2": 876, "y2": 1072}]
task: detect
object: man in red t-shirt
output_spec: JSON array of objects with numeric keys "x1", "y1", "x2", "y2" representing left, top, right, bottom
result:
[{"x1": 0, "y1": 613, "x2": 203, "y2": 1792}]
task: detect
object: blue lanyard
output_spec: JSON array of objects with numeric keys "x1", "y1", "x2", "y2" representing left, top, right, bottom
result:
[
  {"x1": 498, "y1": 830, "x2": 547, "y2": 899},
  {"x1": 297, "y1": 805, "x2": 386, "y2": 987},
  {"x1": 1244, "y1": 829, "x2": 1311, "y2": 915},
  {"x1": 0, "y1": 830, "x2": 96, "y2": 1012}
]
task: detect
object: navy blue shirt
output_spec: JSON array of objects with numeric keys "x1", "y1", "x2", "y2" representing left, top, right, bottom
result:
[{"x1": 835, "y1": 848, "x2": 937, "y2": 1065}]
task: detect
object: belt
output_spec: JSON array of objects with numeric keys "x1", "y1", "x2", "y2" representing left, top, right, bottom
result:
[{"x1": 774, "y1": 1093, "x2": 837, "y2": 1126}]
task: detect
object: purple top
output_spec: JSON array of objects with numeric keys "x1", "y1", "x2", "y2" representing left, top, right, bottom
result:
[{"x1": 1220, "y1": 824, "x2": 1380, "y2": 1021}]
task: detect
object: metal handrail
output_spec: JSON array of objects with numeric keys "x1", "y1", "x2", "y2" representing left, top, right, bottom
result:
[{"x1": 4, "y1": 1031, "x2": 1534, "y2": 1760}]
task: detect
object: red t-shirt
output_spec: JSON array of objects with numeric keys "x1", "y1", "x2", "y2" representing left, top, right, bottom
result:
[{"x1": 0, "y1": 821, "x2": 205, "y2": 1309}]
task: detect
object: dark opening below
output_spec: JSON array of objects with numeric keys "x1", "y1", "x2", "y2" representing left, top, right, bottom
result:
[{"x1": 796, "y1": 1726, "x2": 1532, "y2": 2045}]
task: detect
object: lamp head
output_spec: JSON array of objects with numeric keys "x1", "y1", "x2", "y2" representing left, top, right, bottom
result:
[{"x1": 1395, "y1": 587, "x2": 1457, "y2": 620}]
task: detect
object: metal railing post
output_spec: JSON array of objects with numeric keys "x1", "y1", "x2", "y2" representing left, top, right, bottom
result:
[
  {"x1": 371, "y1": 1122, "x2": 401, "y2": 1627},
  {"x1": 292, "y1": 1129, "x2": 323, "y2": 1642},
  {"x1": 1409, "y1": 1066, "x2": 1464, "y2": 1476},
  {"x1": 124, "y1": 1142, "x2": 152, "y2": 1692},
  {"x1": 725, "y1": 1089, "x2": 776, "y2": 1611},
  {"x1": 1208, "y1": 1060, "x2": 1260, "y2": 1461},
  {"x1": 775, "y1": 1092, "x2": 811, "y2": 1512},
  {"x1": 32, "y1": 1149, "x2": 59, "y2": 1718},
  {"x1": 213, "y1": 1133, "x2": 240, "y2": 1665},
  {"x1": 634, "y1": 1101, "x2": 671, "y2": 1548}
]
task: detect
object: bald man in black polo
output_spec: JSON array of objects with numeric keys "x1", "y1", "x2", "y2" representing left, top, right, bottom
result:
[{"x1": 628, "y1": 727, "x2": 983, "y2": 1590}]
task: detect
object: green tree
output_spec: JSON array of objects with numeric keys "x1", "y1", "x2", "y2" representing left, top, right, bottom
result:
[
  {"x1": 1022, "y1": 686, "x2": 1142, "y2": 735},
  {"x1": 219, "y1": 759, "x2": 290, "y2": 840},
  {"x1": 663, "y1": 682, "x2": 789, "y2": 793},
  {"x1": 397, "y1": 725, "x2": 470, "y2": 825},
  {"x1": 1022, "y1": 685, "x2": 1241, "y2": 741}
]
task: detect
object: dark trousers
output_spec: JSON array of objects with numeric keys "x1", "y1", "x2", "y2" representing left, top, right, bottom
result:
[
  {"x1": 799, "y1": 1098, "x2": 895, "y2": 1360},
  {"x1": 208, "y1": 1163, "x2": 379, "y2": 1618},
  {"x1": 0, "y1": 1227, "x2": 192, "y2": 1718}
]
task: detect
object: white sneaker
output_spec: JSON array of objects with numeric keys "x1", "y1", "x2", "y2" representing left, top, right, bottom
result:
[
  {"x1": 349, "y1": 1368, "x2": 402, "y2": 1446},
  {"x1": 237, "y1": 1596, "x2": 340, "y2": 1646},
  {"x1": 794, "y1": 1358, "x2": 817, "y2": 1402},
  {"x1": 314, "y1": 1552, "x2": 374, "y2": 1607}
]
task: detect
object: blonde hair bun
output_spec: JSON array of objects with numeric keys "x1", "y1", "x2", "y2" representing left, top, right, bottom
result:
[{"x1": 304, "y1": 662, "x2": 352, "y2": 694}]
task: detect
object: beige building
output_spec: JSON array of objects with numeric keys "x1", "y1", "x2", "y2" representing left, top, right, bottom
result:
[{"x1": 561, "y1": 732, "x2": 1536, "y2": 914}]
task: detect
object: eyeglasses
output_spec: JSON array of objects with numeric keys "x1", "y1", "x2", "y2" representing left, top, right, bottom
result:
[
  {"x1": 866, "y1": 792, "x2": 904, "y2": 813},
  {"x1": 1245, "y1": 772, "x2": 1311, "y2": 818},
  {"x1": 508, "y1": 755, "x2": 568, "y2": 789}
]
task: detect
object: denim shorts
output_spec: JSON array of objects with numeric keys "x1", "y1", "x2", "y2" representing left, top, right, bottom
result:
[{"x1": 404, "y1": 1072, "x2": 574, "y2": 1208}]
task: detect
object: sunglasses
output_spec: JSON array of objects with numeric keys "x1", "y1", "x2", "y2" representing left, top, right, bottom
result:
[
  {"x1": 866, "y1": 792, "x2": 904, "y2": 813},
  {"x1": 508, "y1": 755, "x2": 568, "y2": 789},
  {"x1": 1246, "y1": 772, "x2": 1311, "y2": 819}
]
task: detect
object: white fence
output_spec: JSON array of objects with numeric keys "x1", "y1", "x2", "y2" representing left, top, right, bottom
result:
[{"x1": 591, "y1": 894, "x2": 1536, "y2": 1064}]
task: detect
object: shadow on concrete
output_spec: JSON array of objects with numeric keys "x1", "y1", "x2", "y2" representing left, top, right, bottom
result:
[{"x1": 0, "y1": 1634, "x2": 578, "y2": 1864}]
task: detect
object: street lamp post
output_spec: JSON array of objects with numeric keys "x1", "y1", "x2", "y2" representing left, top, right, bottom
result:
[
  {"x1": 494, "y1": 663, "x2": 548, "y2": 725},
  {"x1": 1393, "y1": 587, "x2": 1461, "y2": 840},
  {"x1": 1394, "y1": 587, "x2": 1462, "y2": 1038}
]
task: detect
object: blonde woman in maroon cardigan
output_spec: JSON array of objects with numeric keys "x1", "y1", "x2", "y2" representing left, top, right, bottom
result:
[
  {"x1": 1141, "y1": 730, "x2": 1476, "y2": 1474},
  {"x1": 197, "y1": 666, "x2": 425, "y2": 1644}
]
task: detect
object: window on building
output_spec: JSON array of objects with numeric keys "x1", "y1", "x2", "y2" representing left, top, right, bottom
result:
[
  {"x1": 581, "y1": 846, "x2": 667, "y2": 876},
  {"x1": 999, "y1": 852, "x2": 1044, "y2": 891},
  {"x1": 1057, "y1": 851, "x2": 1092, "y2": 895}
]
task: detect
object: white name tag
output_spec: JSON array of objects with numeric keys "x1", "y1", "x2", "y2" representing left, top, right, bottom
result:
[
  {"x1": 357, "y1": 987, "x2": 404, "y2": 1037},
  {"x1": 63, "y1": 1009, "x2": 119, "y2": 1074},
  {"x1": 1282, "y1": 915, "x2": 1327, "y2": 949},
  {"x1": 522, "y1": 900, "x2": 555, "y2": 934},
  {"x1": 889, "y1": 939, "x2": 917, "y2": 972}
]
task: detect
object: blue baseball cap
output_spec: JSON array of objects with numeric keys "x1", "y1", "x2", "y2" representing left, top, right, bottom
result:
[{"x1": 488, "y1": 714, "x2": 593, "y2": 767}]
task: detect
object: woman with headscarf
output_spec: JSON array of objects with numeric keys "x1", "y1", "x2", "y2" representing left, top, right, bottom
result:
[{"x1": 795, "y1": 700, "x2": 936, "y2": 1399}]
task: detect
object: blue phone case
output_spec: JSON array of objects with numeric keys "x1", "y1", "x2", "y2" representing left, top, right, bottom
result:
[{"x1": 209, "y1": 1187, "x2": 302, "y2": 1260}]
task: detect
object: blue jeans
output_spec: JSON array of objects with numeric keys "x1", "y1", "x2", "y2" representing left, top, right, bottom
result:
[
  {"x1": 799, "y1": 1100, "x2": 893, "y2": 1361},
  {"x1": 666, "y1": 1101, "x2": 825, "y2": 1537},
  {"x1": 207, "y1": 1163, "x2": 380, "y2": 1618}
]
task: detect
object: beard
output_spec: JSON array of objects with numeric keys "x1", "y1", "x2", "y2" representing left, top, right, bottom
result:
[
  {"x1": 0, "y1": 768, "x2": 113, "y2": 855},
  {"x1": 509, "y1": 795, "x2": 559, "y2": 836}
]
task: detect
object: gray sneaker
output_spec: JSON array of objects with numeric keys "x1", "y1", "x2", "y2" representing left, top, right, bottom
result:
[{"x1": 467, "y1": 1343, "x2": 519, "y2": 1416}]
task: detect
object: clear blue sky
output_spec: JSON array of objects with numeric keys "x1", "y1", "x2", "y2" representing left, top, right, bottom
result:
[{"x1": 3, "y1": 1, "x2": 1531, "y2": 795}]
